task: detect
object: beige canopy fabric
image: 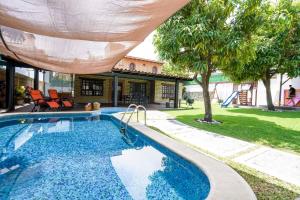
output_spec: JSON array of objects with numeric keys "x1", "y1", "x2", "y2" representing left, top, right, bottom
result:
[{"x1": 0, "y1": 0, "x2": 189, "y2": 74}]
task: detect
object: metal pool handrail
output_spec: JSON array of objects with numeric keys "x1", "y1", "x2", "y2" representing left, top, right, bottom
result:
[
  {"x1": 119, "y1": 104, "x2": 138, "y2": 127},
  {"x1": 120, "y1": 104, "x2": 147, "y2": 133},
  {"x1": 136, "y1": 105, "x2": 147, "y2": 126}
]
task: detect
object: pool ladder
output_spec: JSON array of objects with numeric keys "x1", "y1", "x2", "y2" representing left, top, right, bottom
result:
[{"x1": 120, "y1": 104, "x2": 147, "y2": 133}]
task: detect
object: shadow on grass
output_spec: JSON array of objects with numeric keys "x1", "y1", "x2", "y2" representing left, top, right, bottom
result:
[
  {"x1": 232, "y1": 167, "x2": 300, "y2": 200},
  {"x1": 176, "y1": 114, "x2": 300, "y2": 153},
  {"x1": 227, "y1": 108, "x2": 300, "y2": 118}
]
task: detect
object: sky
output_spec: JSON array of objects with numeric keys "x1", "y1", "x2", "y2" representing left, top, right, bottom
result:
[{"x1": 127, "y1": 32, "x2": 159, "y2": 61}]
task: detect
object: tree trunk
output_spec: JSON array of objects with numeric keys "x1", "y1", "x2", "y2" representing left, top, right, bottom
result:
[
  {"x1": 262, "y1": 77, "x2": 275, "y2": 111},
  {"x1": 201, "y1": 72, "x2": 212, "y2": 122}
]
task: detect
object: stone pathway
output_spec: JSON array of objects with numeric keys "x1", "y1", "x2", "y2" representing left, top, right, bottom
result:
[{"x1": 146, "y1": 110, "x2": 300, "y2": 187}]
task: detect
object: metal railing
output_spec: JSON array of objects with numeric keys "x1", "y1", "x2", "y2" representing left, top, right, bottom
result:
[
  {"x1": 119, "y1": 104, "x2": 138, "y2": 128},
  {"x1": 136, "y1": 105, "x2": 147, "y2": 125},
  {"x1": 120, "y1": 104, "x2": 147, "y2": 133}
]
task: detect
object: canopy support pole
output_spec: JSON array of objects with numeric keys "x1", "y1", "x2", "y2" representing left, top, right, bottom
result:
[
  {"x1": 6, "y1": 62, "x2": 15, "y2": 111},
  {"x1": 34, "y1": 68, "x2": 39, "y2": 90},
  {"x1": 113, "y1": 75, "x2": 118, "y2": 107},
  {"x1": 174, "y1": 79, "x2": 179, "y2": 108}
]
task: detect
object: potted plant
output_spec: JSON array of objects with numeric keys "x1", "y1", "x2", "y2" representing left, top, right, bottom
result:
[{"x1": 15, "y1": 86, "x2": 25, "y2": 105}]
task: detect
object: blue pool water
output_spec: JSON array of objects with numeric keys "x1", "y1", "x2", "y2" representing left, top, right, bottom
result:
[{"x1": 0, "y1": 114, "x2": 210, "y2": 200}]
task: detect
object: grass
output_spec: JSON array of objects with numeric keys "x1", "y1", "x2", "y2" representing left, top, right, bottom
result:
[
  {"x1": 229, "y1": 162, "x2": 300, "y2": 200},
  {"x1": 148, "y1": 125, "x2": 300, "y2": 200},
  {"x1": 163, "y1": 101, "x2": 300, "y2": 154}
]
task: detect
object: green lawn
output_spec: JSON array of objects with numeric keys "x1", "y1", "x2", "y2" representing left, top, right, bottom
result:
[{"x1": 164, "y1": 101, "x2": 300, "y2": 154}]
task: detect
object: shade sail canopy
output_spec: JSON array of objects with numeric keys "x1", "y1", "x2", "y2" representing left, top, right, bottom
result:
[{"x1": 0, "y1": 0, "x2": 189, "y2": 74}]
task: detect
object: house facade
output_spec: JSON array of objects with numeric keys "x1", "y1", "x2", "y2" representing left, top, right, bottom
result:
[
  {"x1": 0, "y1": 55, "x2": 189, "y2": 111},
  {"x1": 73, "y1": 56, "x2": 189, "y2": 108}
]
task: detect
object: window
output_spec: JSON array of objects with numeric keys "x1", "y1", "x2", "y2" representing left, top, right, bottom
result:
[
  {"x1": 81, "y1": 78, "x2": 103, "y2": 96},
  {"x1": 161, "y1": 84, "x2": 175, "y2": 99},
  {"x1": 129, "y1": 63, "x2": 136, "y2": 71},
  {"x1": 47, "y1": 72, "x2": 73, "y2": 95},
  {"x1": 152, "y1": 66, "x2": 158, "y2": 74}
]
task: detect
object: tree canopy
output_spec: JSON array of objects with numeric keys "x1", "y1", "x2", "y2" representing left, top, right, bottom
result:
[
  {"x1": 161, "y1": 62, "x2": 190, "y2": 77},
  {"x1": 222, "y1": 0, "x2": 300, "y2": 110},
  {"x1": 224, "y1": 0, "x2": 300, "y2": 81},
  {"x1": 154, "y1": 0, "x2": 262, "y2": 121}
]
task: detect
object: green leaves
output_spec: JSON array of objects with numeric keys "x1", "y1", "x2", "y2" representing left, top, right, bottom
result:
[
  {"x1": 154, "y1": 0, "x2": 262, "y2": 75},
  {"x1": 223, "y1": 0, "x2": 300, "y2": 83}
]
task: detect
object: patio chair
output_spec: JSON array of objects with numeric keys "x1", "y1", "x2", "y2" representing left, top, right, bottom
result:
[
  {"x1": 48, "y1": 89, "x2": 73, "y2": 109},
  {"x1": 30, "y1": 90, "x2": 59, "y2": 112}
]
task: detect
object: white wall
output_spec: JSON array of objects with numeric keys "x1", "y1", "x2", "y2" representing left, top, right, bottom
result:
[
  {"x1": 256, "y1": 75, "x2": 300, "y2": 106},
  {"x1": 214, "y1": 83, "x2": 234, "y2": 101},
  {"x1": 185, "y1": 74, "x2": 300, "y2": 106},
  {"x1": 185, "y1": 82, "x2": 234, "y2": 101},
  {"x1": 291, "y1": 77, "x2": 300, "y2": 88},
  {"x1": 256, "y1": 77, "x2": 278, "y2": 106}
]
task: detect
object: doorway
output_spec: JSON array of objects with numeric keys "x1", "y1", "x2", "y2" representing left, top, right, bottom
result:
[
  {"x1": 118, "y1": 82, "x2": 123, "y2": 101},
  {"x1": 129, "y1": 82, "x2": 148, "y2": 105}
]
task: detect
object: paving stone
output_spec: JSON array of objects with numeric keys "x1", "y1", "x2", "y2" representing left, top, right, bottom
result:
[
  {"x1": 234, "y1": 147, "x2": 300, "y2": 186},
  {"x1": 147, "y1": 110, "x2": 300, "y2": 186}
]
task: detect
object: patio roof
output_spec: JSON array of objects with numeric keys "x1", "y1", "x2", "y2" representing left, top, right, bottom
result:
[
  {"x1": 0, "y1": 0, "x2": 189, "y2": 74},
  {"x1": 124, "y1": 56, "x2": 164, "y2": 65},
  {"x1": 110, "y1": 68, "x2": 192, "y2": 81}
]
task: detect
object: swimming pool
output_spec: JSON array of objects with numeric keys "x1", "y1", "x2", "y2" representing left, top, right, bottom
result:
[{"x1": 0, "y1": 113, "x2": 210, "y2": 199}]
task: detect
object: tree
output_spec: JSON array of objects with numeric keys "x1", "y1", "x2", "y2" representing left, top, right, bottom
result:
[
  {"x1": 223, "y1": 0, "x2": 300, "y2": 110},
  {"x1": 154, "y1": 0, "x2": 262, "y2": 121},
  {"x1": 161, "y1": 62, "x2": 190, "y2": 77}
]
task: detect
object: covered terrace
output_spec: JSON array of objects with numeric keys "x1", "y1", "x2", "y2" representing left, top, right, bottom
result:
[
  {"x1": 0, "y1": 56, "x2": 191, "y2": 113},
  {"x1": 0, "y1": 0, "x2": 191, "y2": 112}
]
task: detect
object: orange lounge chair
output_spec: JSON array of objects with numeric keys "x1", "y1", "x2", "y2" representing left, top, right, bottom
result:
[
  {"x1": 30, "y1": 90, "x2": 59, "y2": 112},
  {"x1": 48, "y1": 89, "x2": 73, "y2": 109}
]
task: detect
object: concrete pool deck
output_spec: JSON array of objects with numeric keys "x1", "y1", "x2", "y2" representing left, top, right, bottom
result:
[{"x1": 145, "y1": 110, "x2": 300, "y2": 187}]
